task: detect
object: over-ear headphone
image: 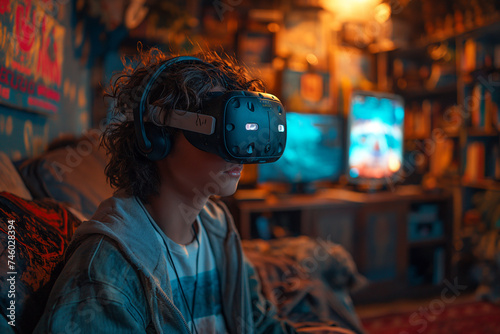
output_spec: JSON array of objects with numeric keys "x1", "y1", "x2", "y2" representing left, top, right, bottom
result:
[{"x1": 134, "y1": 56, "x2": 210, "y2": 161}]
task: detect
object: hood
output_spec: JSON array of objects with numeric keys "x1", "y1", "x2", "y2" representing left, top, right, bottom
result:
[{"x1": 66, "y1": 191, "x2": 235, "y2": 283}]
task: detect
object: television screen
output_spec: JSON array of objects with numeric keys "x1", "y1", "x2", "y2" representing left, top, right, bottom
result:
[
  {"x1": 347, "y1": 91, "x2": 404, "y2": 184},
  {"x1": 258, "y1": 112, "x2": 342, "y2": 186}
]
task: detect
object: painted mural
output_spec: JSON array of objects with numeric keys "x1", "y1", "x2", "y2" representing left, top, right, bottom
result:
[
  {"x1": 0, "y1": 0, "x2": 65, "y2": 115},
  {"x1": 0, "y1": 0, "x2": 91, "y2": 160},
  {"x1": 0, "y1": 0, "x2": 194, "y2": 160}
]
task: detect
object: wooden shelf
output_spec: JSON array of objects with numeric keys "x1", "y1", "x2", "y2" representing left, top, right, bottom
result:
[
  {"x1": 462, "y1": 180, "x2": 500, "y2": 191},
  {"x1": 462, "y1": 67, "x2": 500, "y2": 79},
  {"x1": 466, "y1": 129, "x2": 499, "y2": 138},
  {"x1": 409, "y1": 238, "x2": 447, "y2": 248},
  {"x1": 405, "y1": 132, "x2": 459, "y2": 140},
  {"x1": 444, "y1": 132, "x2": 460, "y2": 138},
  {"x1": 382, "y1": 15, "x2": 500, "y2": 57},
  {"x1": 415, "y1": 15, "x2": 500, "y2": 47},
  {"x1": 405, "y1": 135, "x2": 429, "y2": 140},
  {"x1": 437, "y1": 175, "x2": 462, "y2": 187},
  {"x1": 395, "y1": 85, "x2": 457, "y2": 100},
  {"x1": 316, "y1": 187, "x2": 451, "y2": 204}
]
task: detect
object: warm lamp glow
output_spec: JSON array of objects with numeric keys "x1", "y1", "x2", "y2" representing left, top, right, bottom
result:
[
  {"x1": 321, "y1": 0, "x2": 382, "y2": 22},
  {"x1": 267, "y1": 22, "x2": 280, "y2": 33},
  {"x1": 306, "y1": 53, "x2": 319, "y2": 66},
  {"x1": 374, "y1": 3, "x2": 391, "y2": 23}
]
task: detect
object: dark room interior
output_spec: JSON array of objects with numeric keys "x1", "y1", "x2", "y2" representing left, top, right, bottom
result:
[{"x1": 1, "y1": 0, "x2": 500, "y2": 333}]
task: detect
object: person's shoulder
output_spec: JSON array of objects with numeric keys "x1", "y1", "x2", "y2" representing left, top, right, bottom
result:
[
  {"x1": 48, "y1": 235, "x2": 146, "y2": 314},
  {"x1": 65, "y1": 235, "x2": 140, "y2": 286},
  {"x1": 90, "y1": 191, "x2": 138, "y2": 223},
  {"x1": 35, "y1": 235, "x2": 150, "y2": 333}
]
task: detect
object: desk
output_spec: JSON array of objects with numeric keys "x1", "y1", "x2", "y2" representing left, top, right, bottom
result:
[{"x1": 231, "y1": 187, "x2": 454, "y2": 302}]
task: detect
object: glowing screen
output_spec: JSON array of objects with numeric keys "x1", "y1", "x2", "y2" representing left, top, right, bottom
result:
[
  {"x1": 258, "y1": 112, "x2": 342, "y2": 184},
  {"x1": 348, "y1": 92, "x2": 404, "y2": 181}
]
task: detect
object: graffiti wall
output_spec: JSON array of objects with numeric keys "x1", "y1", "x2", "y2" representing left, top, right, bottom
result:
[
  {"x1": 0, "y1": 0, "x2": 90, "y2": 160},
  {"x1": 0, "y1": 0, "x2": 64, "y2": 114}
]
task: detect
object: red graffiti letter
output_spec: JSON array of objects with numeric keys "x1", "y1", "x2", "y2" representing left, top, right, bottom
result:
[
  {"x1": 0, "y1": 0, "x2": 11, "y2": 15},
  {"x1": 37, "y1": 18, "x2": 61, "y2": 86}
]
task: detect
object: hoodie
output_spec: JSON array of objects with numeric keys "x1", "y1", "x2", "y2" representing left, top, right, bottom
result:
[{"x1": 34, "y1": 192, "x2": 296, "y2": 333}]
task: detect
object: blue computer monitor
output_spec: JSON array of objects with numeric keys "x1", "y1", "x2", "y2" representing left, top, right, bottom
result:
[
  {"x1": 347, "y1": 91, "x2": 405, "y2": 185},
  {"x1": 258, "y1": 112, "x2": 343, "y2": 190}
]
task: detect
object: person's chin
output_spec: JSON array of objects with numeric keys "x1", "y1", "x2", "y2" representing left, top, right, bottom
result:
[{"x1": 218, "y1": 182, "x2": 239, "y2": 197}]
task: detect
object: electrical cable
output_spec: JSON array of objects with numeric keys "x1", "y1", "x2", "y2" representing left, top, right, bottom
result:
[{"x1": 164, "y1": 223, "x2": 200, "y2": 334}]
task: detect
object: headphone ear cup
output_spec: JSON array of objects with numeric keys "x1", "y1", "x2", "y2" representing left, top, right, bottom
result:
[{"x1": 142, "y1": 123, "x2": 172, "y2": 161}]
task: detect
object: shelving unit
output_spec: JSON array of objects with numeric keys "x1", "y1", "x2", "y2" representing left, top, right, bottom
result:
[
  {"x1": 377, "y1": 6, "x2": 500, "y2": 284},
  {"x1": 455, "y1": 18, "x2": 500, "y2": 243},
  {"x1": 230, "y1": 187, "x2": 453, "y2": 303},
  {"x1": 463, "y1": 179, "x2": 500, "y2": 191}
]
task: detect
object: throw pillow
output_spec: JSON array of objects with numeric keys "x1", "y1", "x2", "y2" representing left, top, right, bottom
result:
[
  {"x1": 0, "y1": 192, "x2": 81, "y2": 333},
  {"x1": 18, "y1": 135, "x2": 113, "y2": 218},
  {"x1": 0, "y1": 152, "x2": 32, "y2": 201}
]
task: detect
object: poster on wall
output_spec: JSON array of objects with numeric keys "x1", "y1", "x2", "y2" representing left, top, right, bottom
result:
[
  {"x1": 0, "y1": 0, "x2": 65, "y2": 115},
  {"x1": 282, "y1": 70, "x2": 331, "y2": 113},
  {"x1": 237, "y1": 31, "x2": 274, "y2": 65}
]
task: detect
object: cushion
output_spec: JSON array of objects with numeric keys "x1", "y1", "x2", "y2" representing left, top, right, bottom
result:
[
  {"x1": 19, "y1": 134, "x2": 114, "y2": 218},
  {"x1": 0, "y1": 192, "x2": 82, "y2": 333},
  {"x1": 0, "y1": 152, "x2": 32, "y2": 201}
]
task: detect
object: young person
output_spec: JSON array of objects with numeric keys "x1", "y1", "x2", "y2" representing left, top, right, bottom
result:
[{"x1": 34, "y1": 49, "x2": 297, "y2": 333}]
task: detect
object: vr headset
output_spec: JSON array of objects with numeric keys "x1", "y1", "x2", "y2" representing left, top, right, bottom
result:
[{"x1": 134, "y1": 56, "x2": 287, "y2": 164}]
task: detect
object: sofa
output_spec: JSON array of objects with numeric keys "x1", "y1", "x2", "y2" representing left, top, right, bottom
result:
[{"x1": 0, "y1": 134, "x2": 366, "y2": 334}]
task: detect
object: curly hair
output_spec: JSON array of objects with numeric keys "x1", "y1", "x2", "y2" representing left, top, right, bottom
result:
[{"x1": 101, "y1": 47, "x2": 265, "y2": 202}]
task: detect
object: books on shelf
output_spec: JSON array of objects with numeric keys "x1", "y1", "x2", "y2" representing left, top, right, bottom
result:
[
  {"x1": 422, "y1": 100, "x2": 432, "y2": 137},
  {"x1": 484, "y1": 90, "x2": 494, "y2": 133},
  {"x1": 463, "y1": 39, "x2": 477, "y2": 73},
  {"x1": 463, "y1": 37, "x2": 500, "y2": 73},
  {"x1": 496, "y1": 146, "x2": 500, "y2": 180},
  {"x1": 430, "y1": 139, "x2": 455, "y2": 177},
  {"x1": 470, "y1": 82, "x2": 499, "y2": 132},
  {"x1": 404, "y1": 100, "x2": 433, "y2": 139},
  {"x1": 443, "y1": 105, "x2": 462, "y2": 135},
  {"x1": 471, "y1": 83, "x2": 481, "y2": 128},
  {"x1": 463, "y1": 142, "x2": 486, "y2": 182},
  {"x1": 495, "y1": 45, "x2": 500, "y2": 69}
]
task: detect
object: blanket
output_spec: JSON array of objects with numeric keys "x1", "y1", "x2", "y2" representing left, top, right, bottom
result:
[{"x1": 242, "y1": 236, "x2": 367, "y2": 334}]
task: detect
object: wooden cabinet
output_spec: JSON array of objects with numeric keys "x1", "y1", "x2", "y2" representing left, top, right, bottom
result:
[{"x1": 229, "y1": 187, "x2": 453, "y2": 302}]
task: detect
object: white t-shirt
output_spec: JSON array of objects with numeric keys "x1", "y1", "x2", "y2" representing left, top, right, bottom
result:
[{"x1": 155, "y1": 217, "x2": 228, "y2": 333}]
